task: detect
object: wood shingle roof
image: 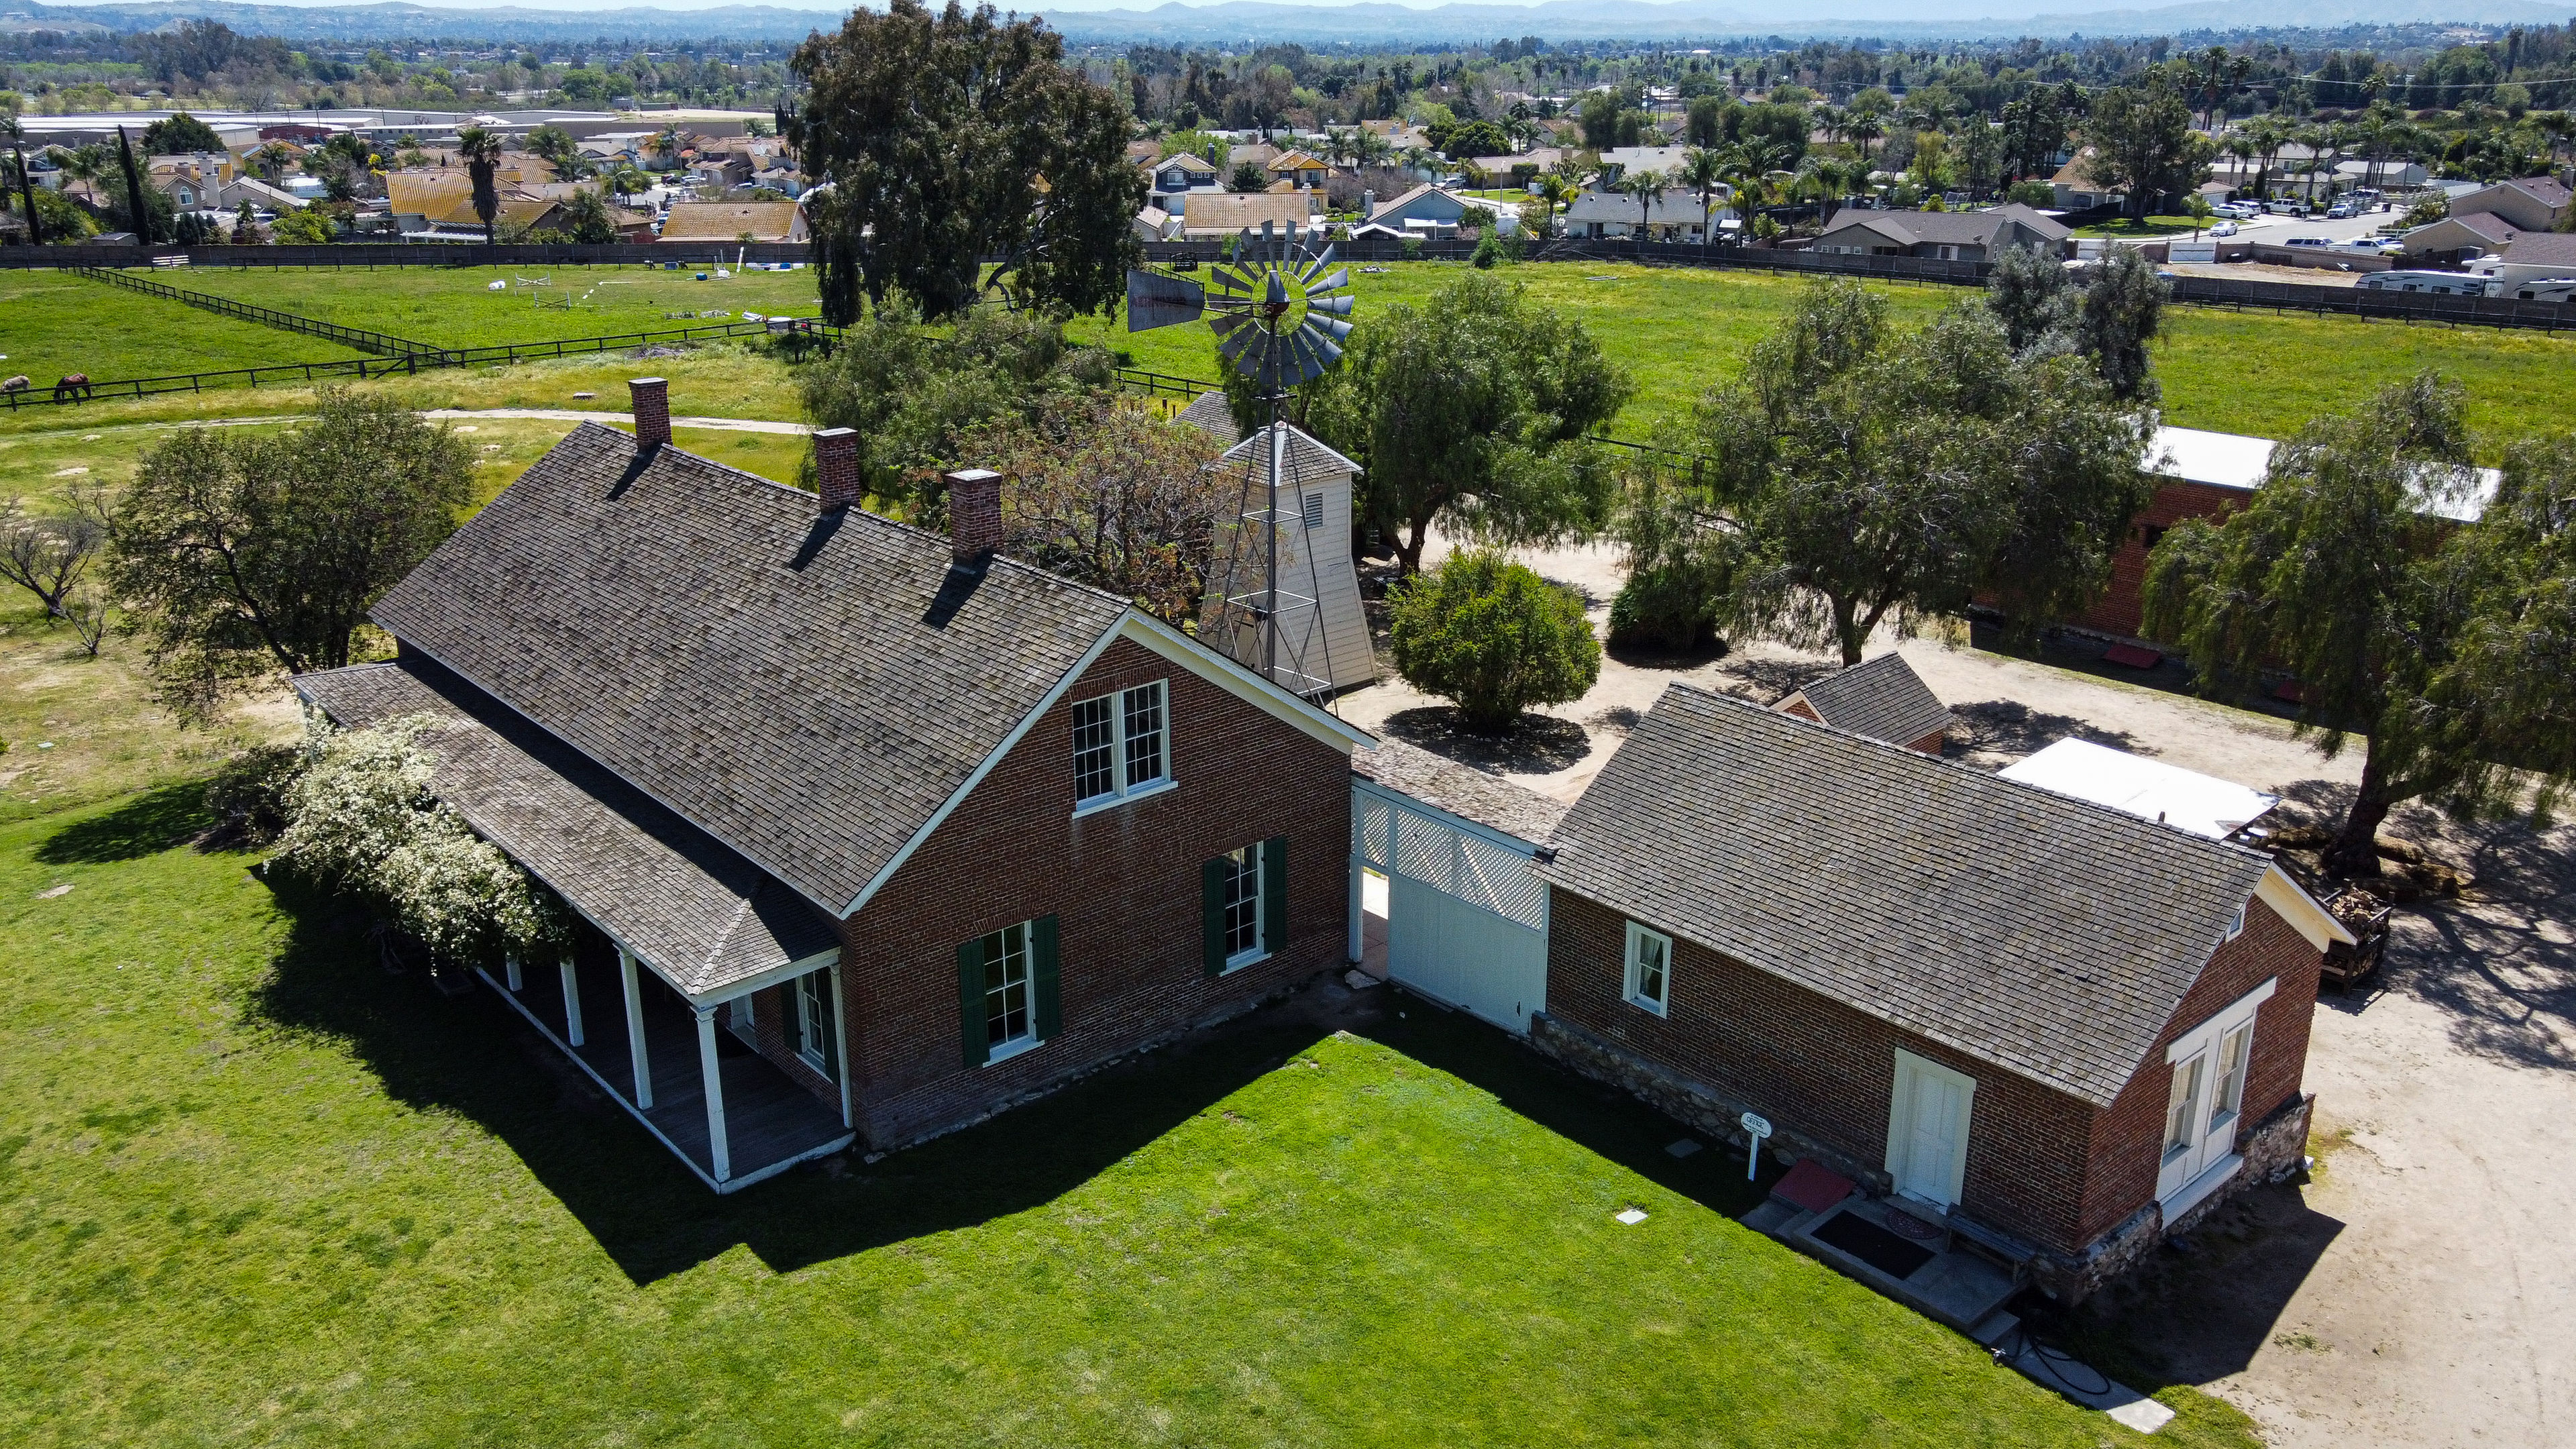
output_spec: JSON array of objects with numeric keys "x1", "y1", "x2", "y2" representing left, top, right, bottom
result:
[
  {"x1": 1538, "y1": 686, "x2": 2271, "y2": 1106},
  {"x1": 1786, "y1": 652, "x2": 1953, "y2": 747}
]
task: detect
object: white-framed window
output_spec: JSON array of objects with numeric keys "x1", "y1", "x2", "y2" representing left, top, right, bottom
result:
[
  {"x1": 1220, "y1": 845, "x2": 1265, "y2": 969},
  {"x1": 2224, "y1": 904, "x2": 2247, "y2": 942},
  {"x1": 2157, "y1": 976, "x2": 2277, "y2": 1210},
  {"x1": 794, "y1": 968, "x2": 833, "y2": 1071},
  {"x1": 1072, "y1": 680, "x2": 1169, "y2": 812},
  {"x1": 981, "y1": 921, "x2": 1035, "y2": 1055},
  {"x1": 1623, "y1": 920, "x2": 1670, "y2": 1016},
  {"x1": 2207, "y1": 1022, "x2": 2253, "y2": 1135}
]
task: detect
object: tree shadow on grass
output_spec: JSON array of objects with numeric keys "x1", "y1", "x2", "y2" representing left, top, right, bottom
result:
[{"x1": 34, "y1": 782, "x2": 210, "y2": 865}]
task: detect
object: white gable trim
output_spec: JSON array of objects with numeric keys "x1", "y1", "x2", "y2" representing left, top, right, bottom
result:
[
  {"x1": 2256, "y1": 863, "x2": 2359, "y2": 951},
  {"x1": 837, "y1": 608, "x2": 1375, "y2": 918},
  {"x1": 698, "y1": 945, "x2": 846, "y2": 1010}
]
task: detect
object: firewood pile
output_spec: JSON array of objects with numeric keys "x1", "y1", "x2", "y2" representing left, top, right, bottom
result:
[{"x1": 2248, "y1": 824, "x2": 2473, "y2": 904}]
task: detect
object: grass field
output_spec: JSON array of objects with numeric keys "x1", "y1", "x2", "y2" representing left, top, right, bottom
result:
[
  {"x1": 159, "y1": 262, "x2": 828, "y2": 351},
  {"x1": 0, "y1": 747, "x2": 2256, "y2": 1445},
  {"x1": 1075, "y1": 259, "x2": 2576, "y2": 455},
  {"x1": 0, "y1": 272, "x2": 368, "y2": 386}
]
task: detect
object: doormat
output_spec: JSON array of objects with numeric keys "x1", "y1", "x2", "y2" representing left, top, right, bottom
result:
[{"x1": 1811, "y1": 1209, "x2": 1935, "y2": 1280}]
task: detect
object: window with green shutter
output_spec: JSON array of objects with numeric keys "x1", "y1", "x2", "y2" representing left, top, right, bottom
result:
[{"x1": 959, "y1": 917, "x2": 1060, "y2": 1068}]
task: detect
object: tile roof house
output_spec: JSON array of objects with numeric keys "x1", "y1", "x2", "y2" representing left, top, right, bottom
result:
[
  {"x1": 294, "y1": 386, "x2": 1371, "y2": 1191},
  {"x1": 1811, "y1": 204, "x2": 2070, "y2": 262},
  {"x1": 658, "y1": 200, "x2": 806, "y2": 244},
  {"x1": 1532, "y1": 686, "x2": 2351, "y2": 1301},
  {"x1": 1176, "y1": 189, "x2": 1323, "y2": 239},
  {"x1": 1775, "y1": 652, "x2": 1951, "y2": 753}
]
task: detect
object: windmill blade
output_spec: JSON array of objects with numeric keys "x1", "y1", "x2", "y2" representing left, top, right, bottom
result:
[
  {"x1": 1285, "y1": 329, "x2": 1326, "y2": 386},
  {"x1": 1297, "y1": 323, "x2": 1344, "y2": 372},
  {"x1": 1307, "y1": 293, "x2": 1355, "y2": 317},
  {"x1": 1297, "y1": 244, "x2": 1338, "y2": 285},
  {"x1": 1125, "y1": 269, "x2": 1206, "y2": 333},
  {"x1": 1208, "y1": 309, "x2": 1252, "y2": 340},
  {"x1": 1218, "y1": 323, "x2": 1263, "y2": 372},
  {"x1": 1303, "y1": 267, "x2": 1349, "y2": 296},
  {"x1": 1309, "y1": 315, "x2": 1354, "y2": 343}
]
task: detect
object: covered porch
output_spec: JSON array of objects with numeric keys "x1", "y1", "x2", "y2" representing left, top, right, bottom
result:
[{"x1": 487, "y1": 946, "x2": 851, "y2": 1192}]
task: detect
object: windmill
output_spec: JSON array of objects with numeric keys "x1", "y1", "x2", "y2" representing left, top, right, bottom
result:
[{"x1": 1128, "y1": 221, "x2": 1356, "y2": 696}]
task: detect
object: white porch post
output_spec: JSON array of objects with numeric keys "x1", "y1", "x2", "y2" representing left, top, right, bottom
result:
[
  {"x1": 827, "y1": 961, "x2": 853, "y2": 1130},
  {"x1": 504, "y1": 955, "x2": 523, "y2": 992},
  {"x1": 1346, "y1": 854, "x2": 1363, "y2": 963},
  {"x1": 695, "y1": 1004, "x2": 731, "y2": 1183},
  {"x1": 619, "y1": 946, "x2": 653, "y2": 1110},
  {"x1": 559, "y1": 955, "x2": 585, "y2": 1046}
]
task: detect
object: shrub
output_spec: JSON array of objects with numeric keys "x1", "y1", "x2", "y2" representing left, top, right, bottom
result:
[
  {"x1": 204, "y1": 742, "x2": 305, "y2": 847},
  {"x1": 2006, "y1": 179, "x2": 2056, "y2": 208},
  {"x1": 1388, "y1": 548, "x2": 1601, "y2": 733}
]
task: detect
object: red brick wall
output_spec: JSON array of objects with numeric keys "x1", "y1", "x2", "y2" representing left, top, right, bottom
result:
[
  {"x1": 1780, "y1": 697, "x2": 1823, "y2": 724},
  {"x1": 744, "y1": 980, "x2": 840, "y2": 1111},
  {"x1": 1545, "y1": 890, "x2": 2099, "y2": 1252},
  {"x1": 2073, "y1": 480, "x2": 2247, "y2": 639},
  {"x1": 832, "y1": 637, "x2": 1351, "y2": 1148},
  {"x1": 2076, "y1": 895, "x2": 2322, "y2": 1239}
]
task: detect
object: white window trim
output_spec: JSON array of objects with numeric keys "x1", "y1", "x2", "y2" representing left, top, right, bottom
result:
[
  {"x1": 1071, "y1": 678, "x2": 1172, "y2": 816},
  {"x1": 978, "y1": 921, "x2": 1041, "y2": 1064},
  {"x1": 984, "y1": 1034, "x2": 1042, "y2": 1067},
  {"x1": 1222, "y1": 844, "x2": 1267, "y2": 972},
  {"x1": 1623, "y1": 920, "x2": 1671, "y2": 1018},
  {"x1": 2157, "y1": 976, "x2": 2276, "y2": 1210},
  {"x1": 795, "y1": 970, "x2": 829, "y2": 1071}
]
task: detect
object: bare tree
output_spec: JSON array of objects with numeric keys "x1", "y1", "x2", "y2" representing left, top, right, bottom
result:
[
  {"x1": 965, "y1": 395, "x2": 1224, "y2": 625},
  {"x1": 0, "y1": 481, "x2": 109, "y2": 619}
]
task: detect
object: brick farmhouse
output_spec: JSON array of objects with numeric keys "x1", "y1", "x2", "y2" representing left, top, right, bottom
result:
[{"x1": 297, "y1": 382, "x2": 1369, "y2": 1190}]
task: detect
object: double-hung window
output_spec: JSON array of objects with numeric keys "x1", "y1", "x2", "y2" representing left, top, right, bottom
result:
[
  {"x1": 958, "y1": 916, "x2": 1061, "y2": 1069},
  {"x1": 1072, "y1": 680, "x2": 1169, "y2": 812},
  {"x1": 792, "y1": 967, "x2": 836, "y2": 1075},
  {"x1": 1203, "y1": 837, "x2": 1287, "y2": 975},
  {"x1": 1624, "y1": 921, "x2": 1670, "y2": 1016},
  {"x1": 2156, "y1": 976, "x2": 2276, "y2": 1211}
]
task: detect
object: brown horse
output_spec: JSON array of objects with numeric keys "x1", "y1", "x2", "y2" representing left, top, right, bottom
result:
[{"x1": 52, "y1": 374, "x2": 91, "y2": 402}]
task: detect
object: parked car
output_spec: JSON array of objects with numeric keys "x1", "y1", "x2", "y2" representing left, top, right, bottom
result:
[
  {"x1": 2216, "y1": 202, "x2": 2260, "y2": 220},
  {"x1": 2284, "y1": 235, "x2": 2331, "y2": 248},
  {"x1": 2265, "y1": 199, "x2": 2303, "y2": 215}
]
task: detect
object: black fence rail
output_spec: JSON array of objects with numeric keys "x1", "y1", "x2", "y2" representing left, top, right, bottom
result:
[
  {"x1": 75, "y1": 265, "x2": 437, "y2": 357},
  {"x1": 0, "y1": 319, "x2": 790, "y2": 410},
  {"x1": 3, "y1": 241, "x2": 814, "y2": 271}
]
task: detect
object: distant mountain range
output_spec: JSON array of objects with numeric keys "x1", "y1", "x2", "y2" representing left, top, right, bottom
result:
[{"x1": 9, "y1": 0, "x2": 2565, "y2": 45}]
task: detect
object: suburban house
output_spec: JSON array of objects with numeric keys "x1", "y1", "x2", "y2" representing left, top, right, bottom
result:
[
  {"x1": 1176, "y1": 189, "x2": 1323, "y2": 239},
  {"x1": 2063, "y1": 425, "x2": 2500, "y2": 641},
  {"x1": 2401, "y1": 178, "x2": 2573, "y2": 264},
  {"x1": 2464, "y1": 231, "x2": 2576, "y2": 297},
  {"x1": 1564, "y1": 186, "x2": 1735, "y2": 242},
  {"x1": 1774, "y1": 653, "x2": 1950, "y2": 754},
  {"x1": 292, "y1": 385, "x2": 1373, "y2": 1191},
  {"x1": 1145, "y1": 152, "x2": 1220, "y2": 197},
  {"x1": 2049, "y1": 149, "x2": 2117, "y2": 211},
  {"x1": 1530, "y1": 686, "x2": 2353, "y2": 1302},
  {"x1": 1356, "y1": 182, "x2": 1477, "y2": 236},
  {"x1": 2399, "y1": 209, "x2": 2522, "y2": 264},
  {"x1": 146, "y1": 152, "x2": 234, "y2": 210},
  {"x1": 659, "y1": 200, "x2": 806, "y2": 244},
  {"x1": 1596, "y1": 144, "x2": 1693, "y2": 183},
  {"x1": 1267, "y1": 150, "x2": 1332, "y2": 189},
  {"x1": 1810, "y1": 204, "x2": 2070, "y2": 262}
]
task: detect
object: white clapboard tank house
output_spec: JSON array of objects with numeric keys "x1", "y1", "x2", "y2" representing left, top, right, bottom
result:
[{"x1": 1196, "y1": 417, "x2": 1377, "y2": 695}]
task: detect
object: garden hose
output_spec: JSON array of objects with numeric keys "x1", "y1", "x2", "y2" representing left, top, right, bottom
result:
[{"x1": 1991, "y1": 1323, "x2": 2112, "y2": 1399}]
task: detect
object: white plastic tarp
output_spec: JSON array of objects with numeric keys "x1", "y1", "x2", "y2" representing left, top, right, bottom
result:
[{"x1": 1997, "y1": 738, "x2": 2276, "y2": 841}]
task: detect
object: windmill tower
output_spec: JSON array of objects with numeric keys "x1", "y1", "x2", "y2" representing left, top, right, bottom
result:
[{"x1": 1128, "y1": 223, "x2": 1367, "y2": 697}]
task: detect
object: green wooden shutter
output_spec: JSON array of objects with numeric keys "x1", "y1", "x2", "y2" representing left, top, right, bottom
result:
[
  {"x1": 1032, "y1": 915, "x2": 1062, "y2": 1040},
  {"x1": 957, "y1": 939, "x2": 987, "y2": 1069},
  {"x1": 1202, "y1": 856, "x2": 1228, "y2": 977},
  {"x1": 1263, "y1": 834, "x2": 1289, "y2": 955}
]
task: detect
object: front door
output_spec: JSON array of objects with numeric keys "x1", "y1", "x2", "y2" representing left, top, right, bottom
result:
[{"x1": 1888, "y1": 1050, "x2": 1977, "y2": 1209}]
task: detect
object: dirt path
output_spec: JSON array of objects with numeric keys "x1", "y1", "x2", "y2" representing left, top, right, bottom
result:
[{"x1": 1346, "y1": 531, "x2": 2571, "y2": 1446}]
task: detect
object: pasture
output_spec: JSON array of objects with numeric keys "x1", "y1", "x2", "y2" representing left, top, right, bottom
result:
[
  {"x1": 158, "y1": 262, "x2": 828, "y2": 351},
  {"x1": 0, "y1": 271, "x2": 368, "y2": 388}
]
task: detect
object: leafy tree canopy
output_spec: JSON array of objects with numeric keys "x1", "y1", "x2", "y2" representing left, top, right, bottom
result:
[
  {"x1": 1389, "y1": 547, "x2": 1601, "y2": 734},
  {"x1": 1306, "y1": 272, "x2": 1632, "y2": 574},
  {"x1": 138, "y1": 111, "x2": 225, "y2": 156},
  {"x1": 2143, "y1": 374, "x2": 2576, "y2": 875},
  {"x1": 105, "y1": 390, "x2": 472, "y2": 720},
  {"x1": 787, "y1": 0, "x2": 1144, "y2": 323}
]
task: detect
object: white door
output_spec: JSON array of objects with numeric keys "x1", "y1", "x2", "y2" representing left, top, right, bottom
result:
[{"x1": 1888, "y1": 1050, "x2": 1976, "y2": 1208}]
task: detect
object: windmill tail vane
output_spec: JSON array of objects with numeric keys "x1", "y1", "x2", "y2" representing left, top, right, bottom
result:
[{"x1": 1125, "y1": 222, "x2": 1358, "y2": 699}]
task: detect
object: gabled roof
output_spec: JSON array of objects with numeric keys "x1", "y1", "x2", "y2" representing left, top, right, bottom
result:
[
  {"x1": 1174, "y1": 390, "x2": 1240, "y2": 445},
  {"x1": 1213, "y1": 421, "x2": 1361, "y2": 487},
  {"x1": 2497, "y1": 231, "x2": 2576, "y2": 267},
  {"x1": 1353, "y1": 741, "x2": 1566, "y2": 846},
  {"x1": 1177, "y1": 190, "x2": 1318, "y2": 232},
  {"x1": 370, "y1": 423, "x2": 1134, "y2": 916},
  {"x1": 1367, "y1": 182, "x2": 1466, "y2": 222},
  {"x1": 2420, "y1": 209, "x2": 2522, "y2": 245},
  {"x1": 1818, "y1": 203, "x2": 2068, "y2": 248},
  {"x1": 1782, "y1": 652, "x2": 1951, "y2": 747},
  {"x1": 659, "y1": 200, "x2": 801, "y2": 241},
  {"x1": 295, "y1": 655, "x2": 839, "y2": 997},
  {"x1": 1538, "y1": 686, "x2": 2277, "y2": 1107},
  {"x1": 1152, "y1": 152, "x2": 1219, "y2": 175}
]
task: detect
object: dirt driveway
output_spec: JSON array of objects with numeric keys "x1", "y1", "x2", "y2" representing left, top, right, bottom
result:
[{"x1": 1336, "y1": 533, "x2": 2575, "y2": 1448}]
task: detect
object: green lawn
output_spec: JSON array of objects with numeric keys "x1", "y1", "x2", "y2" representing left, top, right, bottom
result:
[
  {"x1": 152, "y1": 262, "x2": 828, "y2": 352},
  {"x1": 0, "y1": 271, "x2": 368, "y2": 386},
  {"x1": 0, "y1": 769, "x2": 2256, "y2": 1446},
  {"x1": 2070, "y1": 216, "x2": 2214, "y2": 239},
  {"x1": 1077, "y1": 258, "x2": 2576, "y2": 455}
]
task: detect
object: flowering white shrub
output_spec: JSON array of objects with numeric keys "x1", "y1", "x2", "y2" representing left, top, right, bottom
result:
[{"x1": 274, "y1": 714, "x2": 573, "y2": 966}]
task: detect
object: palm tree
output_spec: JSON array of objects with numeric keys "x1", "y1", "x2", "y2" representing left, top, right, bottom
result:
[
  {"x1": 1620, "y1": 167, "x2": 1668, "y2": 256},
  {"x1": 1678, "y1": 145, "x2": 1727, "y2": 252},
  {"x1": 458, "y1": 124, "x2": 502, "y2": 244},
  {"x1": 1529, "y1": 171, "x2": 1572, "y2": 239}
]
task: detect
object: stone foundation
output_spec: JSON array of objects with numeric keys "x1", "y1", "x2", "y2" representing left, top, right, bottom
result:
[
  {"x1": 2030, "y1": 1093, "x2": 2316, "y2": 1302},
  {"x1": 1528, "y1": 1012, "x2": 1887, "y2": 1193}
]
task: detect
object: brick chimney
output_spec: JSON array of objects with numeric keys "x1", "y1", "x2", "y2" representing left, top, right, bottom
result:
[
  {"x1": 814, "y1": 427, "x2": 860, "y2": 511},
  {"x1": 945, "y1": 469, "x2": 1003, "y2": 562},
  {"x1": 628, "y1": 378, "x2": 670, "y2": 449}
]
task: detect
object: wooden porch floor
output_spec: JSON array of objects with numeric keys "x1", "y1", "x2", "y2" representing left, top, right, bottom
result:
[{"x1": 501, "y1": 954, "x2": 851, "y2": 1188}]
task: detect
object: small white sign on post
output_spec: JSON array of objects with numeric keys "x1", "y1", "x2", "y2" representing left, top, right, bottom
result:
[{"x1": 1739, "y1": 1111, "x2": 1772, "y2": 1181}]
